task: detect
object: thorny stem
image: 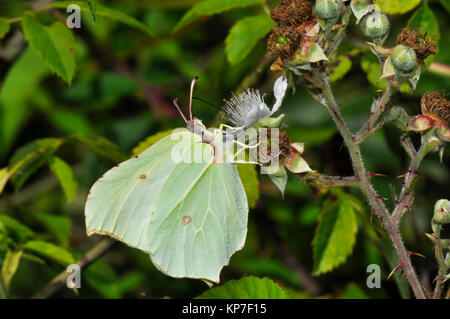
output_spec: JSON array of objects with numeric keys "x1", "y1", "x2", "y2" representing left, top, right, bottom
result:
[
  {"x1": 392, "y1": 140, "x2": 423, "y2": 224},
  {"x1": 432, "y1": 235, "x2": 447, "y2": 299},
  {"x1": 430, "y1": 218, "x2": 449, "y2": 299},
  {"x1": 310, "y1": 66, "x2": 426, "y2": 299},
  {"x1": 355, "y1": 84, "x2": 393, "y2": 144},
  {"x1": 32, "y1": 239, "x2": 115, "y2": 299}
]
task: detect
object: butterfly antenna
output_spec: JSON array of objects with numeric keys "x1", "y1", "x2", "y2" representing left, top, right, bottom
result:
[
  {"x1": 173, "y1": 98, "x2": 188, "y2": 123},
  {"x1": 189, "y1": 76, "x2": 199, "y2": 121}
]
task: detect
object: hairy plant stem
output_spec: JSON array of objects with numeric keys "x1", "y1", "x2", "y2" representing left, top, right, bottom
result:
[
  {"x1": 303, "y1": 173, "x2": 360, "y2": 188},
  {"x1": 311, "y1": 67, "x2": 426, "y2": 299},
  {"x1": 32, "y1": 239, "x2": 115, "y2": 299}
]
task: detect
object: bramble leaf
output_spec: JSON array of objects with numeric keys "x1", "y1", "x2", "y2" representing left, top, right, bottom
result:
[
  {"x1": 22, "y1": 13, "x2": 76, "y2": 84},
  {"x1": 225, "y1": 15, "x2": 274, "y2": 65},
  {"x1": 173, "y1": 0, "x2": 264, "y2": 32},
  {"x1": 329, "y1": 55, "x2": 352, "y2": 83},
  {"x1": 313, "y1": 194, "x2": 358, "y2": 275},
  {"x1": 376, "y1": 0, "x2": 421, "y2": 14},
  {"x1": 0, "y1": 49, "x2": 49, "y2": 157},
  {"x1": 23, "y1": 240, "x2": 75, "y2": 266},
  {"x1": 197, "y1": 277, "x2": 290, "y2": 299},
  {"x1": 8, "y1": 138, "x2": 64, "y2": 191},
  {"x1": 0, "y1": 215, "x2": 34, "y2": 242},
  {"x1": 46, "y1": 155, "x2": 78, "y2": 202}
]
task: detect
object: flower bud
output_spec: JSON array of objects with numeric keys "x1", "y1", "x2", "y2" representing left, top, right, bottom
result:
[
  {"x1": 433, "y1": 199, "x2": 450, "y2": 224},
  {"x1": 314, "y1": 0, "x2": 343, "y2": 19},
  {"x1": 361, "y1": 10, "x2": 389, "y2": 39},
  {"x1": 391, "y1": 44, "x2": 417, "y2": 72}
]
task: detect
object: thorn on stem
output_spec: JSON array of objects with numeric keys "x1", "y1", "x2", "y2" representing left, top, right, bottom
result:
[
  {"x1": 367, "y1": 173, "x2": 386, "y2": 178},
  {"x1": 408, "y1": 251, "x2": 425, "y2": 258},
  {"x1": 387, "y1": 265, "x2": 401, "y2": 280}
]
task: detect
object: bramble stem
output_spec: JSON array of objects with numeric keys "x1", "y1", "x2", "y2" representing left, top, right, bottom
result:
[
  {"x1": 355, "y1": 84, "x2": 392, "y2": 144},
  {"x1": 311, "y1": 66, "x2": 426, "y2": 299},
  {"x1": 32, "y1": 239, "x2": 115, "y2": 299},
  {"x1": 303, "y1": 173, "x2": 360, "y2": 188}
]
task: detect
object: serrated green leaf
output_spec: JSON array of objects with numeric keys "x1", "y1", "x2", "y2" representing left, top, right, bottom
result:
[
  {"x1": 46, "y1": 155, "x2": 78, "y2": 202},
  {"x1": 173, "y1": 0, "x2": 264, "y2": 32},
  {"x1": 407, "y1": 4, "x2": 440, "y2": 67},
  {"x1": 237, "y1": 164, "x2": 260, "y2": 209},
  {"x1": 329, "y1": 55, "x2": 352, "y2": 83},
  {"x1": 8, "y1": 138, "x2": 63, "y2": 191},
  {"x1": 376, "y1": 0, "x2": 421, "y2": 14},
  {"x1": 1, "y1": 249, "x2": 23, "y2": 294},
  {"x1": 132, "y1": 130, "x2": 173, "y2": 156},
  {"x1": 35, "y1": 214, "x2": 71, "y2": 247},
  {"x1": 23, "y1": 240, "x2": 74, "y2": 266},
  {"x1": 67, "y1": 133, "x2": 128, "y2": 163},
  {"x1": 49, "y1": 1, "x2": 153, "y2": 36},
  {"x1": 0, "y1": 49, "x2": 49, "y2": 158},
  {"x1": 313, "y1": 195, "x2": 358, "y2": 275},
  {"x1": 0, "y1": 18, "x2": 10, "y2": 39},
  {"x1": 21, "y1": 13, "x2": 76, "y2": 84},
  {"x1": 225, "y1": 15, "x2": 274, "y2": 65},
  {"x1": 197, "y1": 277, "x2": 290, "y2": 299}
]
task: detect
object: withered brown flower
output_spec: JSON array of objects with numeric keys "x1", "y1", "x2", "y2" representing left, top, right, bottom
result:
[
  {"x1": 396, "y1": 28, "x2": 436, "y2": 64},
  {"x1": 421, "y1": 92, "x2": 450, "y2": 127}
]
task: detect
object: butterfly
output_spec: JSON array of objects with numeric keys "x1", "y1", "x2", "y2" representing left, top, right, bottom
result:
[{"x1": 85, "y1": 77, "x2": 249, "y2": 283}]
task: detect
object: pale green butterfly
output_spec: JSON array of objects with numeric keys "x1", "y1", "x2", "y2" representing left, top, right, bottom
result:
[{"x1": 85, "y1": 77, "x2": 249, "y2": 283}]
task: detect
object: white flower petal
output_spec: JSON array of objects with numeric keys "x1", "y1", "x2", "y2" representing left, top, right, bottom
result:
[
  {"x1": 271, "y1": 75, "x2": 288, "y2": 115},
  {"x1": 245, "y1": 103, "x2": 271, "y2": 128}
]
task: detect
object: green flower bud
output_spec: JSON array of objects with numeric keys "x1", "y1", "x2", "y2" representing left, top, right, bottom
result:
[
  {"x1": 361, "y1": 11, "x2": 389, "y2": 39},
  {"x1": 391, "y1": 44, "x2": 417, "y2": 72},
  {"x1": 314, "y1": 0, "x2": 343, "y2": 19},
  {"x1": 433, "y1": 199, "x2": 450, "y2": 225}
]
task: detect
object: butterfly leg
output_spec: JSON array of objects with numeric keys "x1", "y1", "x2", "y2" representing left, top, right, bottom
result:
[{"x1": 224, "y1": 139, "x2": 260, "y2": 164}]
